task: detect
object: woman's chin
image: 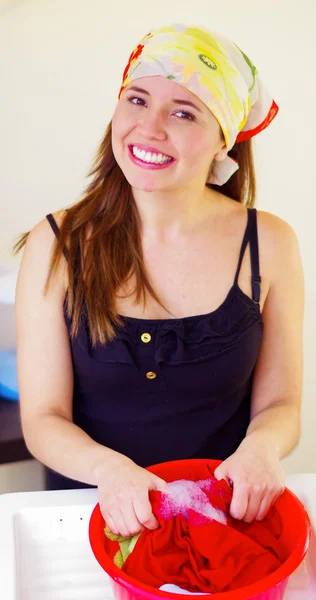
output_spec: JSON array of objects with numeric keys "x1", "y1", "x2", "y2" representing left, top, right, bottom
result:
[
  {"x1": 126, "y1": 175, "x2": 170, "y2": 193},
  {"x1": 122, "y1": 167, "x2": 189, "y2": 194},
  {"x1": 133, "y1": 182, "x2": 160, "y2": 193}
]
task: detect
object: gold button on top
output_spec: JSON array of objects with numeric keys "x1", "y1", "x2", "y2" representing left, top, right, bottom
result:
[
  {"x1": 141, "y1": 332, "x2": 151, "y2": 343},
  {"x1": 146, "y1": 371, "x2": 157, "y2": 380}
]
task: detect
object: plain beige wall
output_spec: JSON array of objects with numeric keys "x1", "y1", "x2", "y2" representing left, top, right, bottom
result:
[{"x1": 1, "y1": 0, "x2": 315, "y2": 491}]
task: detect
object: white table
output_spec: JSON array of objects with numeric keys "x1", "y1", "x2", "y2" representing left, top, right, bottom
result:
[{"x1": 0, "y1": 474, "x2": 315, "y2": 600}]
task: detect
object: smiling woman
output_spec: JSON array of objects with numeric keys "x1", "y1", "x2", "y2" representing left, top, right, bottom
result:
[
  {"x1": 111, "y1": 76, "x2": 227, "y2": 193},
  {"x1": 13, "y1": 23, "x2": 304, "y2": 539}
]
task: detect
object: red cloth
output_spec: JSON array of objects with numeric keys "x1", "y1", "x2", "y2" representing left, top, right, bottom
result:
[{"x1": 121, "y1": 466, "x2": 287, "y2": 593}]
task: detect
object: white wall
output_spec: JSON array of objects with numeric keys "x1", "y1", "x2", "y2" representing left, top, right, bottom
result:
[
  {"x1": 0, "y1": 460, "x2": 45, "y2": 494},
  {"x1": 0, "y1": 0, "x2": 315, "y2": 491}
]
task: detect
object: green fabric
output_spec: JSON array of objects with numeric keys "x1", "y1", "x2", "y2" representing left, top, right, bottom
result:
[{"x1": 104, "y1": 525, "x2": 141, "y2": 568}]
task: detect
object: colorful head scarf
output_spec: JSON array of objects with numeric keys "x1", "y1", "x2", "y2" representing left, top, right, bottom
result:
[{"x1": 118, "y1": 24, "x2": 279, "y2": 185}]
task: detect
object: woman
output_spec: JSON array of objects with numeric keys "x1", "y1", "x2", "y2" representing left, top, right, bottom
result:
[{"x1": 14, "y1": 24, "x2": 304, "y2": 538}]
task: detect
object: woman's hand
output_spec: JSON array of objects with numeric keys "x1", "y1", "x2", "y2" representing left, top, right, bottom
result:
[
  {"x1": 95, "y1": 455, "x2": 166, "y2": 537},
  {"x1": 214, "y1": 436, "x2": 285, "y2": 523}
]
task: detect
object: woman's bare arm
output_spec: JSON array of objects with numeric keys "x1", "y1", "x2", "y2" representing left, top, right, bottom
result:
[
  {"x1": 246, "y1": 211, "x2": 304, "y2": 455},
  {"x1": 214, "y1": 211, "x2": 304, "y2": 522},
  {"x1": 15, "y1": 213, "x2": 165, "y2": 534},
  {"x1": 15, "y1": 213, "x2": 123, "y2": 484}
]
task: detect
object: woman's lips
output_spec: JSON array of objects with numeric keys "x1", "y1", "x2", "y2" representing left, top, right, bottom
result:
[{"x1": 128, "y1": 145, "x2": 176, "y2": 170}]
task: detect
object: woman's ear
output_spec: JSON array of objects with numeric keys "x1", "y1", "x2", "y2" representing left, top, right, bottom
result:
[{"x1": 214, "y1": 144, "x2": 228, "y2": 162}]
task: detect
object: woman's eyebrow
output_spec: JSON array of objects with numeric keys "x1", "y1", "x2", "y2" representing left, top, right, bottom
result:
[{"x1": 126, "y1": 86, "x2": 202, "y2": 113}]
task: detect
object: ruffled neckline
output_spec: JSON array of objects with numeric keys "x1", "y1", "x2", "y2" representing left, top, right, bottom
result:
[
  {"x1": 65, "y1": 284, "x2": 263, "y2": 369},
  {"x1": 117, "y1": 284, "x2": 261, "y2": 326}
]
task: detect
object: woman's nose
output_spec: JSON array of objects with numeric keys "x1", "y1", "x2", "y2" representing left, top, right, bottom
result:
[{"x1": 137, "y1": 110, "x2": 167, "y2": 140}]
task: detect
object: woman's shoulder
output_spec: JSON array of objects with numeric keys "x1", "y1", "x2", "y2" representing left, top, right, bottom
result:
[
  {"x1": 256, "y1": 209, "x2": 300, "y2": 255},
  {"x1": 224, "y1": 197, "x2": 299, "y2": 250},
  {"x1": 26, "y1": 209, "x2": 68, "y2": 252},
  {"x1": 30, "y1": 208, "x2": 67, "y2": 235},
  {"x1": 255, "y1": 210, "x2": 302, "y2": 291},
  {"x1": 20, "y1": 210, "x2": 69, "y2": 291},
  {"x1": 220, "y1": 198, "x2": 301, "y2": 278},
  {"x1": 216, "y1": 194, "x2": 299, "y2": 247}
]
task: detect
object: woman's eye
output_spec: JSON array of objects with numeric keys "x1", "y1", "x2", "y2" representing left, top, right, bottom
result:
[
  {"x1": 174, "y1": 110, "x2": 195, "y2": 121},
  {"x1": 127, "y1": 96, "x2": 146, "y2": 106},
  {"x1": 126, "y1": 97, "x2": 195, "y2": 121}
]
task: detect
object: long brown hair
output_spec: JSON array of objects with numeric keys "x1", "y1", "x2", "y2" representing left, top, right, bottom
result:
[{"x1": 13, "y1": 122, "x2": 256, "y2": 345}]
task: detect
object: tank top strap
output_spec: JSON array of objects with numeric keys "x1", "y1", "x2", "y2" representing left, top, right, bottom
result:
[
  {"x1": 46, "y1": 213, "x2": 69, "y2": 261},
  {"x1": 233, "y1": 208, "x2": 261, "y2": 304}
]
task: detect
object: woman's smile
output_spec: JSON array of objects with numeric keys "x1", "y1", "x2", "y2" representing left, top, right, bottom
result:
[{"x1": 128, "y1": 144, "x2": 176, "y2": 170}]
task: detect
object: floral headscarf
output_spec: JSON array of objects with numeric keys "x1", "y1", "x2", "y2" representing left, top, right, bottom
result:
[{"x1": 118, "y1": 24, "x2": 278, "y2": 185}]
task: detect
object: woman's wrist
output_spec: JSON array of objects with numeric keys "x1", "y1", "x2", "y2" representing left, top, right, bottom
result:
[
  {"x1": 92, "y1": 446, "x2": 133, "y2": 485},
  {"x1": 241, "y1": 431, "x2": 281, "y2": 460}
]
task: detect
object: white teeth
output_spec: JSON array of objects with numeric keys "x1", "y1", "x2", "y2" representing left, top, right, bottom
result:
[{"x1": 132, "y1": 146, "x2": 172, "y2": 164}]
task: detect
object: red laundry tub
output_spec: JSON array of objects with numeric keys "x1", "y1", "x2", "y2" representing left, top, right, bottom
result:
[{"x1": 89, "y1": 458, "x2": 310, "y2": 600}]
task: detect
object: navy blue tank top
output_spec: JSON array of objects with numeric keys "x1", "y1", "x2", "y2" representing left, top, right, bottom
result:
[{"x1": 46, "y1": 208, "x2": 263, "y2": 489}]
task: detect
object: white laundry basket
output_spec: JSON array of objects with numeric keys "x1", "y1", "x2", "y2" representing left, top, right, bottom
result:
[{"x1": 0, "y1": 488, "x2": 111, "y2": 600}]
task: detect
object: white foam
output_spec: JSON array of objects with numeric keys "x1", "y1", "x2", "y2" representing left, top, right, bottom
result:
[{"x1": 160, "y1": 479, "x2": 227, "y2": 525}]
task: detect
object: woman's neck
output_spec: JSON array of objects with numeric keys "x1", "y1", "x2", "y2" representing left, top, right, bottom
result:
[{"x1": 132, "y1": 185, "x2": 220, "y2": 240}]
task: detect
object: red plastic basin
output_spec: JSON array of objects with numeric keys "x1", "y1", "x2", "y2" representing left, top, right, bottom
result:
[{"x1": 89, "y1": 458, "x2": 311, "y2": 600}]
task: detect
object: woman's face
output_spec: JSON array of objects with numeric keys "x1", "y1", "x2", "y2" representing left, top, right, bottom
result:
[{"x1": 111, "y1": 76, "x2": 227, "y2": 193}]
